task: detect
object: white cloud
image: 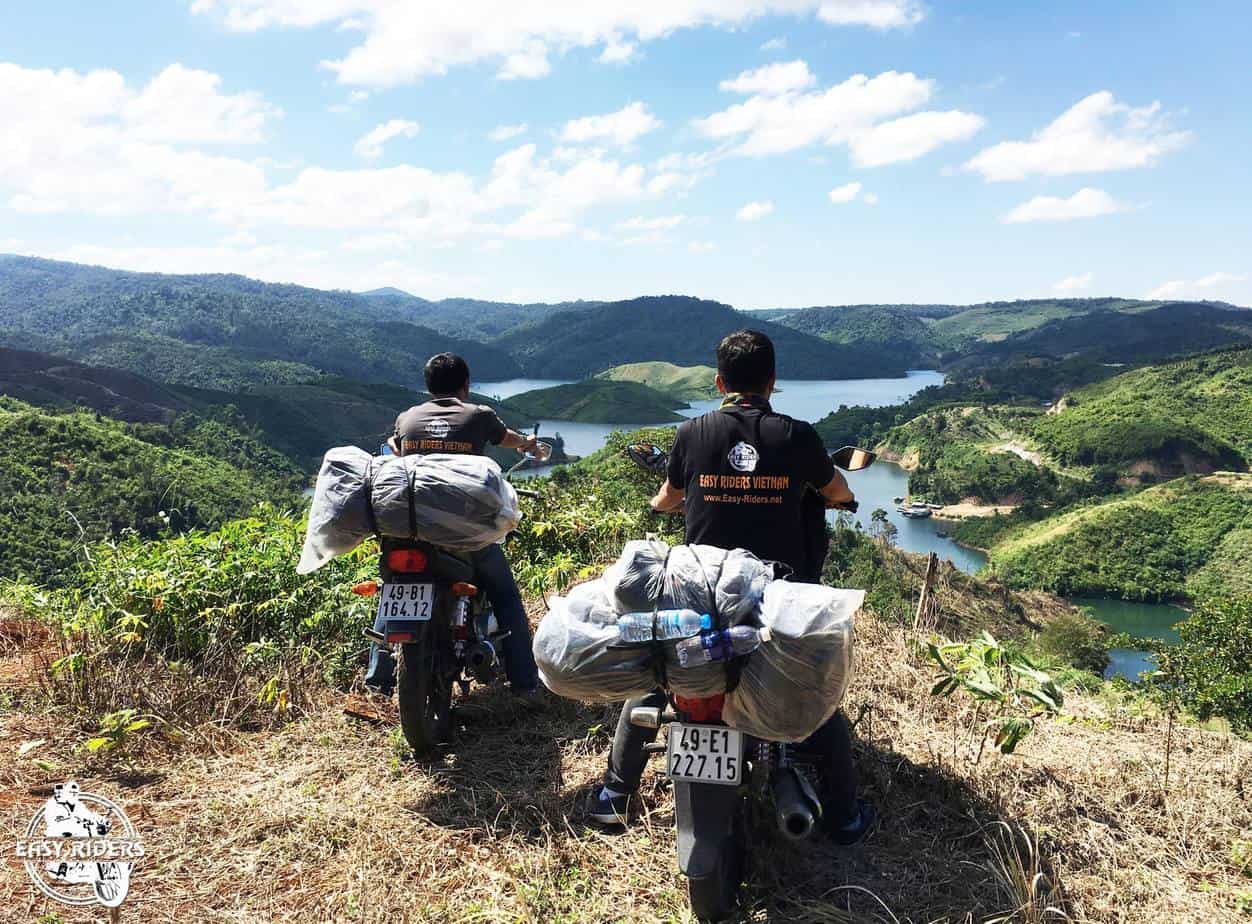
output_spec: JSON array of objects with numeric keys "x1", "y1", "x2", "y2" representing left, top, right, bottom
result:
[
  {"x1": 599, "y1": 38, "x2": 639, "y2": 64},
  {"x1": 827, "y1": 181, "x2": 862, "y2": 203},
  {"x1": 694, "y1": 69, "x2": 982, "y2": 163},
  {"x1": 688, "y1": 240, "x2": 716, "y2": 253},
  {"x1": 498, "y1": 42, "x2": 551, "y2": 80},
  {"x1": 341, "y1": 232, "x2": 408, "y2": 252},
  {"x1": 720, "y1": 60, "x2": 816, "y2": 96},
  {"x1": 560, "y1": 102, "x2": 661, "y2": 147},
  {"x1": 479, "y1": 239, "x2": 504, "y2": 252},
  {"x1": 124, "y1": 63, "x2": 280, "y2": 143},
  {"x1": 190, "y1": 1, "x2": 923, "y2": 86},
  {"x1": 1147, "y1": 272, "x2": 1248, "y2": 299},
  {"x1": 488, "y1": 122, "x2": 529, "y2": 142},
  {"x1": 760, "y1": 36, "x2": 787, "y2": 51},
  {"x1": 966, "y1": 91, "x2": 1190, "y2": 182},
  {"x1": 1053, "y1": 272, "x2": 1093, "y2": 293},
  {"x1": 353, "y1": 118, "x2": 420, "y2": 159},
  {"x1": 1002, "y1": 187, "x2": 1132, "y2": 224},
  {"x1": 849, "y1": 109, "x2": 984, "y2": 166},
  {"x1": 349, "y1": 89, "x2": 370, "y2": 102},
  {"x1": 862, "y1": 191, "x2": 878, "y2": 205},
  {"x1": 736, "y1": 200, "x2": 774, "y2": 221},
  {"x1": 221, "y1": 229, "x2": 258, "y2": 246},
  {"x1": 616, "y1": 214, "x2": 686, "y2": 231}
]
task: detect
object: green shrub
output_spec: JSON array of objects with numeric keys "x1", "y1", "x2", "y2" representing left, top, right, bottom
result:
[
  {"x1": 1158, "y1": 596, "x2": 1252, "y2": 734},
  {"x1": 1036, "y1": 610, "x2": 1109, "y2": 675}
]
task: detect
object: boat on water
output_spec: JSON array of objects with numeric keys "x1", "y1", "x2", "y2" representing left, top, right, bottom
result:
[
  {"x1": 896, "y1": 502, "x2": 933, "y2": 519},
  {"x1": 892, "y1": 496, "x2": 905, "y2": 504}
]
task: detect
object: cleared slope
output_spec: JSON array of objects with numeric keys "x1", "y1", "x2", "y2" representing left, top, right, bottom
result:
[{"x1": 594, "y1": 361, "x2": 718, "y2": 400}]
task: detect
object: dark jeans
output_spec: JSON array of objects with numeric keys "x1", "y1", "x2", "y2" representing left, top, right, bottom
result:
[
  {"x1": 606, "y1": 690, "x2": 859, "y2": 827},
  {"x1": 364, "y1": 543, "x2": 539, "y2": 692}
]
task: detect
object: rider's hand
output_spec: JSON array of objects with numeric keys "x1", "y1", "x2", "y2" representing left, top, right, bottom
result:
[{"x1": 519, "y1": 435, "x2": 539, "y2": 455}]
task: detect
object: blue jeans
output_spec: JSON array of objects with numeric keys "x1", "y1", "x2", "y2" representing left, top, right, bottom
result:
[{"x1": 364, "y1": 543, "x2": 539, "y2": 693}]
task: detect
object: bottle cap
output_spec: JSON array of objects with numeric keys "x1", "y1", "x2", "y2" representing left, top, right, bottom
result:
[
  {"x1": 699, "y1": 614, "x2": 712, "y2": 630},
  {"x1": 758, "y1": 626, "x2": 772, "y2": 643}
]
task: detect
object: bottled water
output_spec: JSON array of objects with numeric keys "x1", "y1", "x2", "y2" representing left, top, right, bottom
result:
[
  {"x1": 616, "y1": 609, "x2": 712, "y2": 642},
  {"x1": 676, "y1": 626, "x2": 772, "y2": 667}
]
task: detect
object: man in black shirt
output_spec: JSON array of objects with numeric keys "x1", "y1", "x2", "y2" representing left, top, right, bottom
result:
[
  {"x1": 364, "y1": 353, "x2": 544, "y2": 704},
  {"x1": 588, "y1": 331, "x2": 874, "y2": 843}
]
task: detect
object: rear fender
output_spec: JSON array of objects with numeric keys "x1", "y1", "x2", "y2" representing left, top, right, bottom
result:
[{"x1": 674, "y1": 780, "x2": 742, "y2": 879}]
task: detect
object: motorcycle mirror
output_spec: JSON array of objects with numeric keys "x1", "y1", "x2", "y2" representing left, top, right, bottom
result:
[
  {"x1": 627, "y1": 441, "x2": 669, "y2": 473},
  {"x1": 831, "y1": 445, "x2": 876, "y2": 471}
]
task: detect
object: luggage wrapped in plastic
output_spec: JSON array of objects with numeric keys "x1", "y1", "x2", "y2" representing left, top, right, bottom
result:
[
  {"x1": 533, "y1": 583, "x2": 657, "y2": 703},
  {"x1": 603, "y1": 540, "x2": 771, "y2": 623},
  {"x1": 297, "y1": 447, "x2": 520, "y2": 573},
  {"x1": 723, "y1": 582, "x2": 862, "y2": 742}
]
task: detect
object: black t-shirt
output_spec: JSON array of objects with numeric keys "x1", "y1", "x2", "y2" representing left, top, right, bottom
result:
[
  {"x1": 393, "y1": 398, "x2": 507, "y2": 456},
  {"x1": 667, "y1": 397, "x2": 835, "y2": 578}
]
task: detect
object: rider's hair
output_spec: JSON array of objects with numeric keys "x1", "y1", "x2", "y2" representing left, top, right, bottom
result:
[
  {"x1": 717, "y1": 330, "x2": 775, "y2": 394},
  {"x1": 424, "y1": 352, "x2": 471, "y2": 396}
]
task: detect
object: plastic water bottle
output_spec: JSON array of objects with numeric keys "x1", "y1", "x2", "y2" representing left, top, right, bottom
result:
[
  {"x1": 676, "y1": 626, "x2": 772, "y2": 666},
  {"x1": 616, "y1": 609, "x2": 712, "y2": 642}
]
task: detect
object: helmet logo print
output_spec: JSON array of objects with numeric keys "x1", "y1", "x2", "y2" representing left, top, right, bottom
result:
[{"x1": 728, "y1": 441, "x2": 759, "y2": 473}]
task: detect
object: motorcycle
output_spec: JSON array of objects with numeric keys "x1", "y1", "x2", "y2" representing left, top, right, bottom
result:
[
  {"x1": 624, "y1": 441, "x2": 875, "y2": 923},
  {"x1": 351, "y1": 434, "x2": 551, "y2": 756}
]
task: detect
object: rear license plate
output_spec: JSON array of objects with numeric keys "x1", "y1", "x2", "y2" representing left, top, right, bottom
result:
[
  {"x1": 377, "y1": 582, "x2": 435, "y2": 622},
  {"x1": 666, "y1": 723, "x2": 743, "y2": 786}
]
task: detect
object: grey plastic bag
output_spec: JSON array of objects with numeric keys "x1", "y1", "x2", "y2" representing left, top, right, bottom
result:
[
  {"x1": 533, "y1": 592, "x2": 657, "y2": 703},
  {"x1": 723, "y1": 582, "x2": 862, "y2": 742}
]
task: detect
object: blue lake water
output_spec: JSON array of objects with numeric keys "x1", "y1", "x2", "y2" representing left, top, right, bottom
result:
[{"x1": 1070, "y1": 597, "x2": 1187, "y2": 682}]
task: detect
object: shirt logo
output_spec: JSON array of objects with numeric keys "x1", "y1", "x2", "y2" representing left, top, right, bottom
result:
[
  {"x1": 425, "y1": 419, "x2": 451, "y2": 439},
  {"x1": 727, "y1": 441, "x2": 759, "y2": 473}
]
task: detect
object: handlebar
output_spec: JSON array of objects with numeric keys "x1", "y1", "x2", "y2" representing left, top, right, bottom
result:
[{"x1": 832, "y1": 500, "x2": 859, "y2": 513}]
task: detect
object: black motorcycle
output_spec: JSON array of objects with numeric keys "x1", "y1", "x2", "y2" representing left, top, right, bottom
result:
[
  {"x1": 625, "y1": 442, "x2": 875, "y2": 923},
  {"x1": 353, "y1": 437, "x2": 550, "y2": 756}
]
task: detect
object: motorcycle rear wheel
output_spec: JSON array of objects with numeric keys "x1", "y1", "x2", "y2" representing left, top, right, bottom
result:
[
  {"x1": 686, "y1": 812, "x2": 745, "y2": 923},
  {"x1": 396, "y1": 632, "x2": 453, "y2": 757}
]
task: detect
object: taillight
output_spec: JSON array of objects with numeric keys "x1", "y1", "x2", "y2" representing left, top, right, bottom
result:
[
  {"x1": 351, "y1": 580, "x2": 379, "y2": 596},
  {"x1": 386, "y1": 548, "x2": 428, "y2": 573},
  {"x1": 386, "y1": 632, "x2": 416, "y2": 643},
  {"x1": 450, "y1": 582, "x2": 478, "y2": 597},
  {"x1": 675, "y1": 694, "x2": 725, "y2": 723}
]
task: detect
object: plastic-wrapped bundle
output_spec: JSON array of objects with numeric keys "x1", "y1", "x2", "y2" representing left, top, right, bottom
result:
[
  {"x1": 533, "y1": 584, "x2": 657, "y2": 703},
  {"x1": 297, "y1": 447, "x2": 520, "y2": 573},
  {"x1": 604, "y1": 541, "x2": 771, "y2": 622},
  {"x1": 723, "y1": 582, "x2": 862, "y2": 742}
]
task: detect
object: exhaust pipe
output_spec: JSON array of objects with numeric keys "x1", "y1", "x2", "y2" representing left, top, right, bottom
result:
[
  {"x1": 465, "y1": 640, "x2": 498, "y2": 682},
  {"x1": 771, "y1": 768, "x2": 821, "y2": 841}
]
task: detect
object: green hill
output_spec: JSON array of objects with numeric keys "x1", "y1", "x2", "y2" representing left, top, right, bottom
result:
[
  {"x1": 1033, "y1": 347, "x2": 1252, "y2": 473},
  {"x1": 506, "y1": 379, "x2": 686, "y2": 423},
  {"x1": 0, "y1": 398, "x2": 300, "y2": 586},
  {"x1": 495, "y1": 296, "x2": 907, "y2": 379},
  {"x1": 594, "y1": 361, "x2": 718, "y2": 401},
  {"x1": 989, "y1": 473, "x2": 1252, "y2": 601},
  {"x1": 0, "y1": 256, "x2": 522, "y2": 389}
]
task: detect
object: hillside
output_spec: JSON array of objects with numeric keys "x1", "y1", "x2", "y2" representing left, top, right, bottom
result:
[
  {"x1": 765, "y1": 303, "x2": 960, "y2": 368},
  {"x1": 1034, "y1": 346, "x2": 1252, "y2": 473},
  {"x1": 0, "y1": 346, "x2": 531, "y2": 471},
  {"x1": 593, "y1": 361, "x2": 719, "y2": 401},
  {"x1": 0, "y1": 256, "x2": 522, "y2": 389},
  {"x1": 506, "y1": 379, "x2": 686, "y2": 423},
  {"x1": 989, "y1": 473, "x2": 1252, "y2": 600},
  {"x1": 0, "y1": 398, "x2": 300, "y2": 585},
  {"x1": 361, "y1": 287, "x2": 593, "y2": 340},
  {"x1": 495, "y1": 296, "x2": 908, "y2": 379}
]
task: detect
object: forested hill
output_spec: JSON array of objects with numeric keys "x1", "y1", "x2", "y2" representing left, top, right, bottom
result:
[
  {"x1": 360, "y1": 287, "x2": 596, "y2": 340},
  {"x1": 0, "y1": 256, "x2": 522, "y2": 389},
  {"x1": 767, "y1": 298, "x2": 1252, "y2": 368},
  {"x1": 495, "y1": 296, "x2": 907, "y2": 379}
]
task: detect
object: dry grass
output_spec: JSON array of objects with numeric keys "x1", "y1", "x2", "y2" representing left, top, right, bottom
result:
[{"x1": 2, "y1": 604, "x2": 1249, "y2": 923}]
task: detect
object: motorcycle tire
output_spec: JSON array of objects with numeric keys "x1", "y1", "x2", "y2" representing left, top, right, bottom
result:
[
  {"x1": 686, "y1": 811, "x2": 745, "y2": 923},
  {"x1": 396, "y1": 629, "x2": 453, "y2": 757}
]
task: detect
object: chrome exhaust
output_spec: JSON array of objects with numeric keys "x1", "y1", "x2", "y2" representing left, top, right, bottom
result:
[
  {"x1": 464, "y1": 639, "x2": 497, "y2": 682},
  {"x1": 771, "y1": 767, "x2": 821, "y2": 841}
]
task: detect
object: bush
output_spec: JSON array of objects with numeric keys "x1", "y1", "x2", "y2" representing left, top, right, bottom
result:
[
  {"x1": 1160, "y1": 596, "x2": 1252, "y2": 734},
  {"x1": 1036, "y1": 610, "x2": 1110, "y2": 675}
]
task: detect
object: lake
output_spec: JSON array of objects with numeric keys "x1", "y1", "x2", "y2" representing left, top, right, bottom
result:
[
  {"x1": 478, "y1": 371, "x2": 989, "y2": 573},
  {"x1": 1071, "y1": 597, "x2": 1187, "y2": 682}
]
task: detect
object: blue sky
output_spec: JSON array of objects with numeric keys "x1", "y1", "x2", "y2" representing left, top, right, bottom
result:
[{"x1": 1, "y1": 1, "x2": 1248, "y2": 308}]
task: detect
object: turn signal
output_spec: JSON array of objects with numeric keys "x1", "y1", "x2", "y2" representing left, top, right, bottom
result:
[
  {"x1": 450, "y1": 582, "x2": 478, "y2": 597},
  {"x1": 351, "y1": 581, "x2": 379, "y2": 597}
]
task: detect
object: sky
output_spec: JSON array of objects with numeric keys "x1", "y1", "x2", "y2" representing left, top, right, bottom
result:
[{"x1": 1, "y1": 1, "x2": 1249, "y2": 309}]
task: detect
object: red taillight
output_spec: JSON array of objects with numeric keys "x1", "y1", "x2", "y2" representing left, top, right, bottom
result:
[
  {"x1": 386, "y1": 548, "x2": 428, "y2": 573},
  {"x1": 351, "y1": 580, "x2": 379, "y2": 597},
  {"x1": 386, "y1": 632, "x2": 416, "y2": 643},
  {"x1": 675, "y1": 694, "x2": 725, "y2": 723}
]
